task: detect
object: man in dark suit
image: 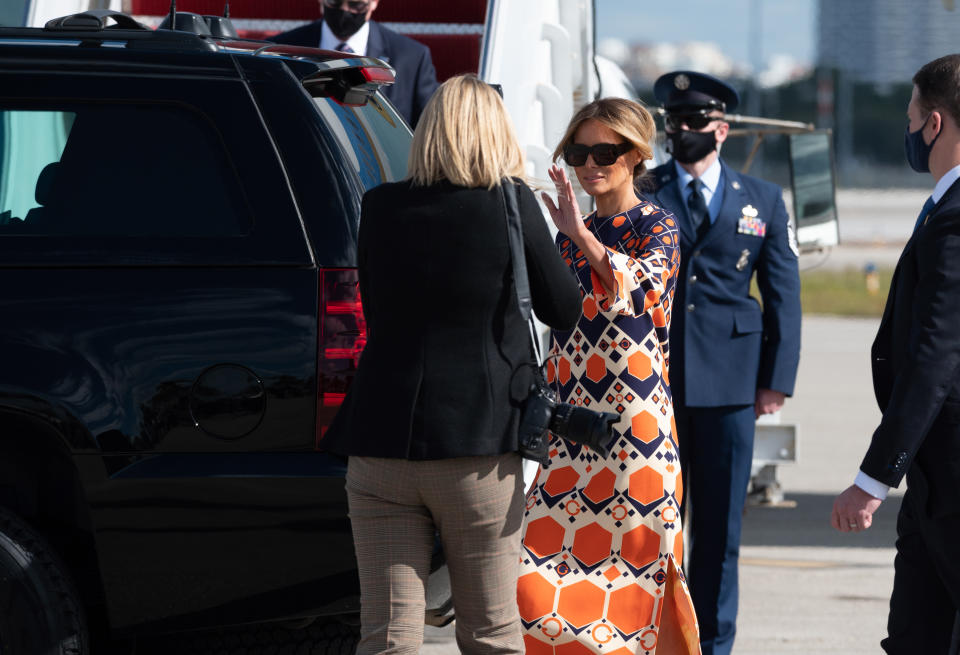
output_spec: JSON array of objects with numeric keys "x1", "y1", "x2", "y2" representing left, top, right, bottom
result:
[
  {"x1": 831, "y1": 54, "x2": 960, "y2": 654},
  {"x1": 647, "y1": 71, "x2": 802, "y2": 655},
  {"x1": 269, "y1": 0, "x2": 438, "y2": 126}
]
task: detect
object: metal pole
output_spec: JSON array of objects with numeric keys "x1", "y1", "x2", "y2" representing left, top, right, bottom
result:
[
  {"x1": 724, "y1": 114, "x2": 815, "y2": 130},
  {"x1": 836, "y1": 68, "x2": 854, "y2": 183},
  {"x1": 741, "y1": 134, "x2": 766, "y2": 174},
  {"x1": 653, "y1": 107, "x2": 814, "y2": 131},
  {"x1": 748, "y1": 0, "x2": 763, "y2": 116}
]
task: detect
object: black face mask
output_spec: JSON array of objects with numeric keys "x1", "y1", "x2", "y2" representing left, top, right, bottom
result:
[
  {"x1": 324, "y1": 6, "x2": 367, "y2": 39},
  {"x1": 904, "y1": 114, "x2": 940, "y2": 173},
  {"x1": 666, "y1": 129, "x2": 717, "y2": 164}
]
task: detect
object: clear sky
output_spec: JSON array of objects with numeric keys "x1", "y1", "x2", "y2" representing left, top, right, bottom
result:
[{"x1": 595, "y1": 0, "x2": 816, "y2": 69}]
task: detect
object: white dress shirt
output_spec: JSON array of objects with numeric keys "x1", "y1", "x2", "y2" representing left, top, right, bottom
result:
[
  {"x1": 318, "y1": 19, "x2": 370, "y2": 55},
  {"x1": 854, "y1": 161, "x2": 960, "y2": 500},
  {"x1": 932, "y1": 162, "x2": 960, "y2": 205}
]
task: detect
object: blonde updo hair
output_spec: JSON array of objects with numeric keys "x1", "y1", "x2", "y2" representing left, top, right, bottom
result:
[
  {"x1": 552, "y1": 97, "x2": 656, "y2": 182},
  {"x1": 407, "y1": 74, "x2": 526, "y2": 189}
]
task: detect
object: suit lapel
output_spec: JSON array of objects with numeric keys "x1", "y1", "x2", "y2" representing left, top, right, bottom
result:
[
  {"x1": 876, "y1": 180, "x2": 960, "y2": 361},
  {"x1": 875, "y1": 185, "x2": 940, "y2": 346},
  {"x1": 306, "y1": 22, "x2": 324, "y2": 48},
  {"x1": 698, "y1": 159, "x2": 743, "y2": 248},
  {"x1": 366, "y1": 21, "x2": 391, "y2": 63},
  {"x1": 652, "y1": 162, "x2": 695, "y2": 246}
]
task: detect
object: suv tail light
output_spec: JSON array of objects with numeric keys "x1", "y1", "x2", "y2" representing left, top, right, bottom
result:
[
  {"x1": 317, "y1": 268, "x2": 366, "y2": 447},
  {"x1": 359, "y1": 66, "x2": 396, "y2": 85},
  {"x1": 300, "y1": 63, "x2": 395, "y2": 107}
]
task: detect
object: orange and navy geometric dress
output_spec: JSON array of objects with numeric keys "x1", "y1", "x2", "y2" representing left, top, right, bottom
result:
[{"x1": 517, "y1": 199, "x2": 700, "y2": 654}]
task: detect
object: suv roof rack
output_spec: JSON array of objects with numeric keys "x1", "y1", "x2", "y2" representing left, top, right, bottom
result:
[
  {"x1": 44, "y1": 10, "x2": 148, "y2": 32},
  {"x1": 0, "y1": 10, "x2": 219, "y2": 51},
  {"x1": 0, "y1": 10, "x2": 398, "y2": 98}
]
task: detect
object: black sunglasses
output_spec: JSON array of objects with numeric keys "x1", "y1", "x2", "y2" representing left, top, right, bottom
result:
[
  {"x1": 562, "y1": 142, "x2": 633, "y2": 167},
  {"x1": 323, "y1": 0, "x2": 370, "y2": 12},
  {"x1": 664, "y1": 110, "x2": 719, "y2": 132}
]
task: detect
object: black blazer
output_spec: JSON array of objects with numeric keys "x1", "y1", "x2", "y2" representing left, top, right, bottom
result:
[
  {"x1": 863, "y1": 177, "x2": 960, "y2": 517},
  {"x1": 268, "y1": 20, "x2": 439, "y2": 126},
  {"x1": 323, "y1": 180, "x2": 582, "y2": 460}
]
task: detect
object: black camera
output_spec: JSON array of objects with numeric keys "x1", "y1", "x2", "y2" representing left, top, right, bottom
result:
[{"x1": 517, "y1": 378, "x2": 620, "y2": 465}]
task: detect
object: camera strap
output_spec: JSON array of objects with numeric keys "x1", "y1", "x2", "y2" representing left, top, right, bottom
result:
[{"x1": 499, "y1": 179, "x2": 543, "y2": 365}]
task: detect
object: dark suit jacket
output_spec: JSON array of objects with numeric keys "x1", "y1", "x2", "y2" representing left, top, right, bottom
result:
[
  {"x1": 268, "y1": 20, "x2": 439, "y2": 126},
  {"x1": 322, "y1": 179, "x2": 582, "y2": 460},
  {"x1": 647, "y1": 159, "x2": 801, "y2": 407},
  {"x1": 863, "y1": 178, "x2": 960, "y2": 517}
]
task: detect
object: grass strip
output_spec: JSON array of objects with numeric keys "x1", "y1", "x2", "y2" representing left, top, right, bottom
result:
[{"x1": 749, "y1": 267, "x2": 894, "y2": 317}]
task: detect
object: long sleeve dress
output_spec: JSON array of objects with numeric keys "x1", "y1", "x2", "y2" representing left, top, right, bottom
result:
[{"x1": 517, "y1": 198, "x2": 701, "y2": 654}]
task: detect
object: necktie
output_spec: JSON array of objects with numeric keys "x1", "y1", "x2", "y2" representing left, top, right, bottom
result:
[
  {"x1": 913, "y1": 195, "x2": 935, "y2": 234},
  {"x1": 336, "y1": 42, "x2": 354, "y2": 54},
  {"x1": 688, "y1": 179, "x2": 710, "y2": 241}
]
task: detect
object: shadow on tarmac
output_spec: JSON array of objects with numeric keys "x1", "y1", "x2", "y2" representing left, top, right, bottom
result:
[{"x1": 741, "y1": 492, "x2": 903, "y2": 549}]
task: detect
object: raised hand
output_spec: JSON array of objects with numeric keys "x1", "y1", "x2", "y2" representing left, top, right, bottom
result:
[{"x1": 541, "y1": 165, "x2": 586, "y2": 241}]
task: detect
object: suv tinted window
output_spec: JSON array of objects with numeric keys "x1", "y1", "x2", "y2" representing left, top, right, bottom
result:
[
  {"x1": 0, "y1": 110, "x2": 72, "y2": 222},
  {"x1": 0, "y1": 104, "x2": 251, "y2": 236},
  {"x1": 0, "y1": 0, "x2": 28, "y2": 26},
  {"x1": 314, "y1": 95, "x2": 410, "y2": 191}
]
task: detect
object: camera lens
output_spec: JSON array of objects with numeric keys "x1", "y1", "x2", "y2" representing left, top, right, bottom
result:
[{"x1": 548, "y1": 404, "x2": 618, "y2": 458}]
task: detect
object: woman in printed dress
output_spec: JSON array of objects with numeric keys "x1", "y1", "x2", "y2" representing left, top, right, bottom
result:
[{"x1": 517, "y1": 98, "x2": 700, "y2": 654}]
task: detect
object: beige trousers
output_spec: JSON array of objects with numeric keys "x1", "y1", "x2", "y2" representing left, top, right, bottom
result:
[{"x1": 346, "y1": 453, "x2": 525, "y2": 655}]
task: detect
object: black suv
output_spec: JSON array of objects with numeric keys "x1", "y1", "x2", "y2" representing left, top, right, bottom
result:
[{"x1": 0, "y1": 10, "x2": 447, "y2": 654}]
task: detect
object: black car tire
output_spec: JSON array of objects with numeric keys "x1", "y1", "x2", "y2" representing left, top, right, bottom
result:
[
  {"x1": 139, "y1": 619, "x2": 360, "y2": 654},
  {"x1": 0, "y1": 507, "x2": 88, "y2": 655}
]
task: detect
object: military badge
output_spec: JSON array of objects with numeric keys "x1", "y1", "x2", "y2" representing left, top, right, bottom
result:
[
  {"x1": 737, "y1": 205, "x2": 766, "y2": 237},
  {"x1": 674, "y1": 74, "x2": 690, "y2": 90},
  {"x1": 736, "y1": 249, "x2": 750, "y2": 271}
]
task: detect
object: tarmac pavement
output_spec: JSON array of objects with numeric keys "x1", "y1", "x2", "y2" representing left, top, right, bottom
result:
[
  {"x1": 833, "y1": 188, "x2": 926, "y2": 246},
  {"x1": 737, "y1": 315, "x2": 897, "y2": 654},
  {"x1": 799, "y1": 187, "x2": 920, "y2": 273}
]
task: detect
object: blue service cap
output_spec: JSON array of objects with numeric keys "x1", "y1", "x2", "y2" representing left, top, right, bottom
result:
[{"x1": 653, "y1": 71, "x2": 740, "y2": 113}]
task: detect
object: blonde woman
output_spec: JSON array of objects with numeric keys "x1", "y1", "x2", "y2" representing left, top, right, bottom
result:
[
  {"x1": 517, "y1": 98, "x2": 701, "y2": 653},
  {"x1": 323, "y1": 75, "x2": 581, "y2": 654}
]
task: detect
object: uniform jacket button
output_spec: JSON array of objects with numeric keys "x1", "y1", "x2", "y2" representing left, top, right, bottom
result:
[
  {"x1": 687, "y1": 303, "x2": 696, "y2": 312},
  {"x1": 690, "y1": 275, "x2": 698, "y2": 283}
]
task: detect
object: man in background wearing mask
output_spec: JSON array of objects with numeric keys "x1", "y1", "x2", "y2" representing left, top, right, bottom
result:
[
  {"x1": 647, "y1": 70, "x2": 801, "y2": 655},
  {"x1": 831, "y1": 54, "x2": 960, "y2": 654},
  {"x1": 270, "y1": 0, "x2": 438, "y2": 126}
]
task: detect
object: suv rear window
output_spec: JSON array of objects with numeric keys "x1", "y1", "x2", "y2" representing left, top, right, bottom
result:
[
  {"x1": 314, "y1": 95, "x2": 410, "y2": 190},
  {"x1": 0, "y1": 104, "x2": 251, "y2": 236}
]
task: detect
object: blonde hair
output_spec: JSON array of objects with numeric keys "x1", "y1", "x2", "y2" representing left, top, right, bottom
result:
[
  {"x1": 407, "y1": 74, "x2": 526, "y2": 189},
  {"x1": 552, "y1": 98, "x2": 656, "y2": 181}
]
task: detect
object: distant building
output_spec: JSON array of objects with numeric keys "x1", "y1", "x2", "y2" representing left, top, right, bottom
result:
[
  {"x1": 603, "y1": 40, "x2": 745, "y2": 86},
  {"x1": 818, "y1": 0, "x2": 960, "y2": 84},
  {"x1": 598, "y1": 38, "x2": 810, "y2": 90}
]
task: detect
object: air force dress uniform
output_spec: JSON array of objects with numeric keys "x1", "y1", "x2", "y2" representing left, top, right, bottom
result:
[
  {"x1": 651, "y1": 160, "x2": 800, "y2": 406},
  {"x1": 647, "y1": 71, "x2": 802, "y2": 655}
]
